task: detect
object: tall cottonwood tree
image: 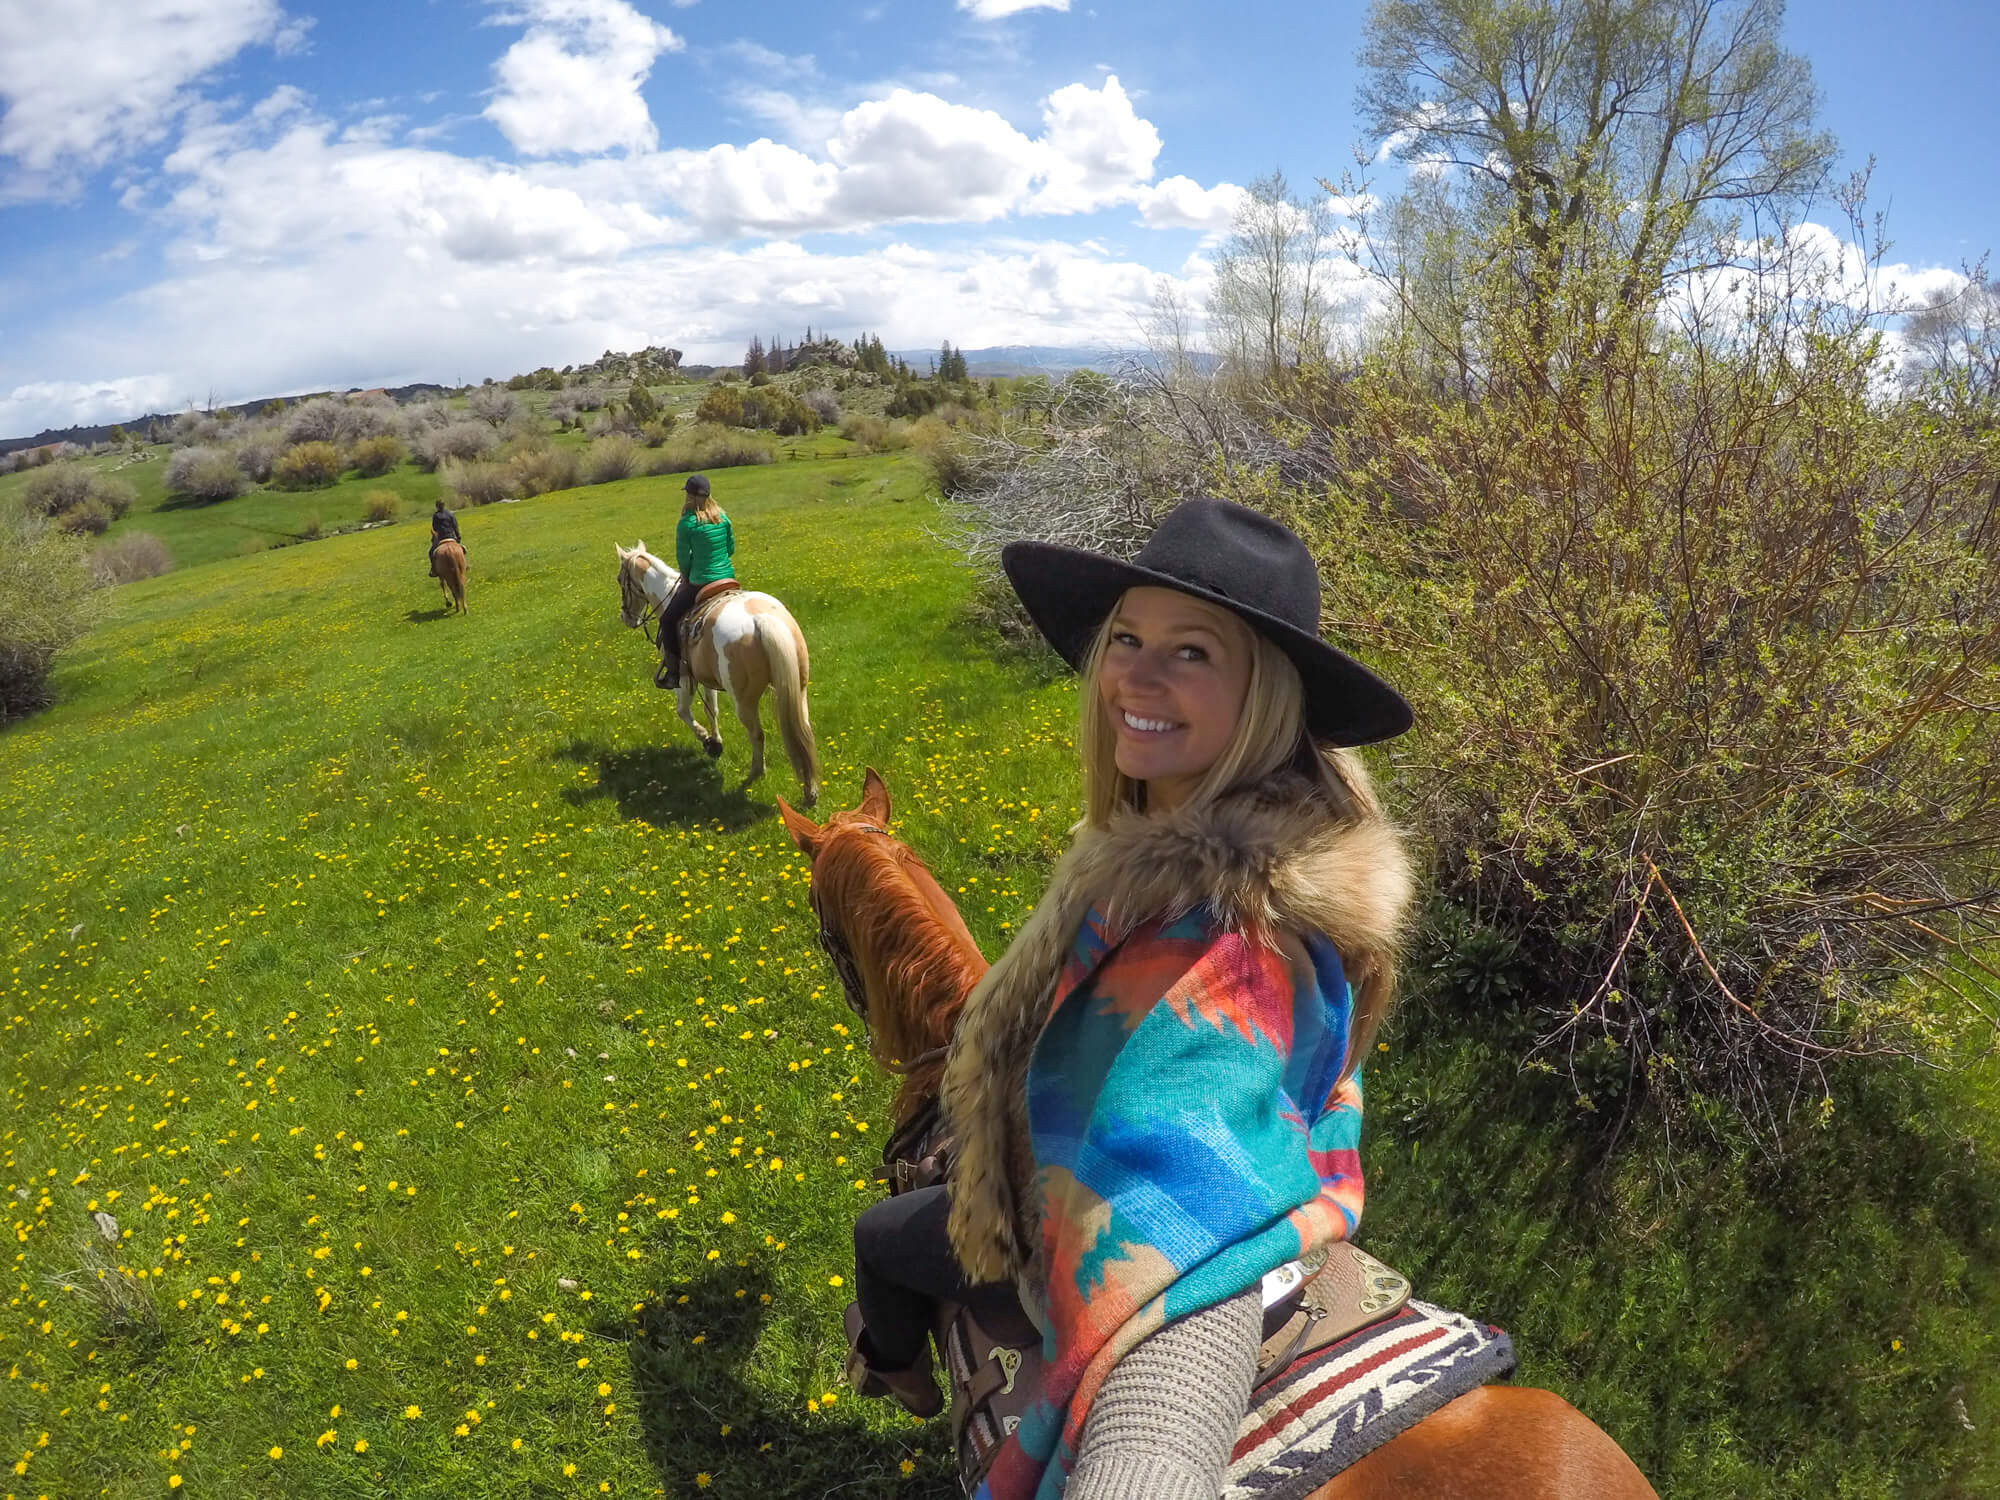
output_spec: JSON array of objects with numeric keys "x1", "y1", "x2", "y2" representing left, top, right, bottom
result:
[
  {"x1": 1210, "y1": 170, "x2": 1340, "y2": 388},
  {"x1": 1361, "y1": 0, "x2": 1833, "y2": 325}
]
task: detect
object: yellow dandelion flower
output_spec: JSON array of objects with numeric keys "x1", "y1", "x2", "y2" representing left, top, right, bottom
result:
[
  {"x1": 268, "y1": 1445, "x2": 283, "y2": 1460},
  {"x1": 354, "y1": 1439, "x2": 369, "y2": 1454},
  {"x1": 405, "y1": 1404, "x2": 422, "y2": 1419}
]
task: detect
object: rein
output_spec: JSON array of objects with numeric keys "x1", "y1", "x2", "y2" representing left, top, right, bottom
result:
[{"x1": 621, "y1": 555, "x2": 668, "y2": 645}]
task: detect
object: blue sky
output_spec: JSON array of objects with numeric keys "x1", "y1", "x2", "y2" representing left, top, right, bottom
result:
[{"x1": 0, "y1": 0, "x2": 1993, "y2": 436}]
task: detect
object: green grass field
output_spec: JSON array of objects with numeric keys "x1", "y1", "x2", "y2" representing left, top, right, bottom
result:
[{"x1": 4, "y1": 449, "x2": 1996, "y2": 1499}]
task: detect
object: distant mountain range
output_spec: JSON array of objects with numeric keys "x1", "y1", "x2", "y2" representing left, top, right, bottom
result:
[
  {"x1": 1, "y1": 383, "x2": 449, "y2": 457},
  {"x1": 885, "y1": 344, "x2": 1154, "y2": 378},
  {"x1": 0, "y1": 346, "x2": 1214, "y2": 451}
]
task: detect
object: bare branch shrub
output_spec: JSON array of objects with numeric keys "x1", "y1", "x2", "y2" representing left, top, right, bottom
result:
[
  {"x1": 284, "y1": 397, "x2": 346, "y2": 446},
  {"x1": 165, "y1": 446, "x2": 248, "y2": 502},
  {"x1": 440, "y1": 459, "x2": 511, "y2": 507},
  {"x1": 21, "y1": 463, "x2": 97, "y2": 517},
  {"x1": 583, "y1": 435, "x2": 638, "y2": 485},
  {"x1": 232, "y1": 427, "x2": 283, "y2": 483},
  {"x1": 509, "y1": 445, "x2": 582, "y2": 497},
  {"x1": 362, "y1": 492, "x2": 398, "y2": 524},
  {"x1": 800, "y1": 387, "x2": 841, "y2": 424},
  {"x1": 468, "y1": 386, "x2": 522, "y2": 429},
  {"x1": 412, "y1": 421, "x2": 499, "y2": 471},
  {"x1": 170, "y1": 409, "x2": 223, "y2": 445},
  {"x1": 838, "y1": 414, "x2": 909, "y2": 453},
  {"x1": 90, "y1": 532, "x2": 174, "y2": 585},
  {"x1": 336, "y1": 394, "x2": 400, "y2": 444}
]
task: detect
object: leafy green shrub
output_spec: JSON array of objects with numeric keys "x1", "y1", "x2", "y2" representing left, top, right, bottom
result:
[
  {"x1": 695, "y1": 386, "x2": 745, "y2": 427},
  {"x1": 271, "y1": 442, "x2": 341, "y2": 490},
  {"x1": 89, "y1": 532, "x2": 173, "y2": 585},
  {"x1": 165, "y1": 446, "x2": 248, "y2": 502},
  {"x1": 508, "y1": 445, "x2": 582, "y2": 497},
  {"x1": 0, "y1": 518, "x2": 97, "y2": 726},
  {"x1": 625, "y1": 381, "x2": 660, "y2": 425},
  {"x1": 645, "y1": 423, "x2": 777, "y2": 475},
  {"x1": 1274, "y1": 270, "x2": 2000, "y2": 1144},
  {"x1": 55, "y1": 502, "x2": 111, "y2": 536},
  {"x1": 21, "y1": 464, "x2": 95, "y2": 517},
  {"x1": 440, "y1": 459, "x2": 511, "y2": 507},
  {"x1": 837, "y1": 414, "x2": 909, "y2": 453},
  {"x1": 743, "y1": 386, "x2": 821, "y2": 436},
  {"x1": 350, "y1": 435, "x2": 407, "y2": 477},
  {"x1": 886, "y1": 381, "x2": 939, "y2": 418},
  {"x1": 584, "y1": 436, "x2": 638, "y2": 485},
  {"x1": 362, "y1": 491, "x2": 399, "y2": 524},
  {"x1": 90, "y1": 477, "x2": 136, "y2": 521}
]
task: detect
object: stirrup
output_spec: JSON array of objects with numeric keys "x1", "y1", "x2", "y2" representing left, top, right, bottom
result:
[{"x1": 842, "y1": 1303, "x2": 942, "y2": 1419}]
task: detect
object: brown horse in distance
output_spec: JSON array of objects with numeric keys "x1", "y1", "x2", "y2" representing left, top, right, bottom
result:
[
  {"x1": 433, "y1": 539, "x2": 467, "y2": 614},
  {"x1": 777, "y1": 770, "x2": 1659, "y2": 1500}
]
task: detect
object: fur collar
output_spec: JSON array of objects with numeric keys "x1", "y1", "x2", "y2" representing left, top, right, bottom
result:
[{"x1": 941, "y1": 771, "x2": 1413, "y2": 1283}]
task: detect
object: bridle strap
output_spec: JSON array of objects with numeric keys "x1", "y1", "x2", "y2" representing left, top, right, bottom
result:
[{"x1": 810, "y1": 820, "x2": 950, "y2": 1071}]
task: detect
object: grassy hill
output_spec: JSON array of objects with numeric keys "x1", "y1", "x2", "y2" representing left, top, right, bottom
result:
[{"x1": 3, "y1": 450, "x2": 1995, "y2": 1498}]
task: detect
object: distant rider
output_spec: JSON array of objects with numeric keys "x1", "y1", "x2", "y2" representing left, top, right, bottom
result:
[
  {"x1": 428, "y1": 499, "x2": 462, "y2": 577},
  {"x1": 656, "y1": 474, "x2": 735, "y2": 688}
]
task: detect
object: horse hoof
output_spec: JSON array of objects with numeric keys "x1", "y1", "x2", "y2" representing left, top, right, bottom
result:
[{"x1": 705, "y1": 739, "x2": 724, "y2": 760}]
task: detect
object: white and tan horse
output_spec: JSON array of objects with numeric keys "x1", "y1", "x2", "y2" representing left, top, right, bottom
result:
[{"x1": 615, "y1": 542, "x2": 820, "y2": 809}]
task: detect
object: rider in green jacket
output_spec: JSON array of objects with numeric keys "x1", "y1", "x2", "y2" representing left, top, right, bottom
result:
[{"x1": 657, "y1": 474, "x2": 735, "y2": 688}]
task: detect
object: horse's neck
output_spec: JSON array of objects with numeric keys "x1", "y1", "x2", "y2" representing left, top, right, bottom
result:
[{"x1": 642, "y1": 556, "x2": 678, "y2": 605}]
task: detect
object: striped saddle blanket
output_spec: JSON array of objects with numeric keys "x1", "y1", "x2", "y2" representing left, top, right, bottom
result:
[{"x1": 1222, "y1": 1301, "x2": 1517, "y2": 1500}]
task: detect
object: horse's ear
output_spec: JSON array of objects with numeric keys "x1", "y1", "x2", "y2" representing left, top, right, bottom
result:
[
  {"x1": 860, "y1": 767, "x2": 891, "y2": 826},
  {"x1": 635, "y1": 538, "x2": 646, "y2": 554},
  {"x1": 775, "y1": 797, "x2": 820, "y2": 855}
]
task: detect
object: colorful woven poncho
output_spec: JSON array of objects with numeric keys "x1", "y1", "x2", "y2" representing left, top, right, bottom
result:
[{"x1": 975, "y1": 902, "x2": 1366, "y2": 1500}]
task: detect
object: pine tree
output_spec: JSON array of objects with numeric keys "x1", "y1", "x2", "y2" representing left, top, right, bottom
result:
[{"x1": 744, "y1": 336, "x2": 765, "y2": 377}]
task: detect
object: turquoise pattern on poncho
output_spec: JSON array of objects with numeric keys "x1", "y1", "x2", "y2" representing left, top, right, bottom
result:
[{"x1": 975, "y1": 903, "x2": 1366, "y2": 1500}]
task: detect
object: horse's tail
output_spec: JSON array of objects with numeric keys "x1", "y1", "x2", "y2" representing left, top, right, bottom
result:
[
  {"x1": 443, "y1": 543, "x2": 467, "y2": 611},
  {"x1": 754, "y1": 608, "x2": 818, "y2": 808}
]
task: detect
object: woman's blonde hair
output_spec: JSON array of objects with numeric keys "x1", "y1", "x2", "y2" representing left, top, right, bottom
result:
[
  {"x1": 1076, "y1": 592, "x2": 1379, "y2": 831},
  {"x1": 683, "y1": 492, "x2": 722, "y2": 524},
  {"x1": 1076, "y1": 589, "x2": 1394, "y2": 1077}
]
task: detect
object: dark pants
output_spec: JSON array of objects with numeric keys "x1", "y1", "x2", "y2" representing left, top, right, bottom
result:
[
  {"x1": 658, "y1": 577, "x2": 697, "y2": 676},
  {"x1": 853, "y1": 1184, "x2": 1022, "y2": 1370}
]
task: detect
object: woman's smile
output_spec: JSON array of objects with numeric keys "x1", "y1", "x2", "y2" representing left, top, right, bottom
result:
[{"x1": 1097, "y1": 587, "x2": 1254, "y2": 810}]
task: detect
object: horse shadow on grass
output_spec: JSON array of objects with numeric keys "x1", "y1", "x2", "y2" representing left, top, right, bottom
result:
[
  {"x1": 606, "y1": 1264, "x2": 950, "y2": 1498},
  {"x1": 406, "y1": 606, "x2": 455, "y2": 623},
  {"x1": 556, "y1": 739, "x2": 767, "y2": 832}
]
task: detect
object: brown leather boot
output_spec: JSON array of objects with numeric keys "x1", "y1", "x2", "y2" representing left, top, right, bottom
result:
[{"x1": 842, "y1": 1303, "x2": 942, "y2": 1418}]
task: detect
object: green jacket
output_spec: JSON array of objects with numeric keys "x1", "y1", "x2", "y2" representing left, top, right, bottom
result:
[{"x1": 676, "y1": 511, "x2": 735, "y2": 587}]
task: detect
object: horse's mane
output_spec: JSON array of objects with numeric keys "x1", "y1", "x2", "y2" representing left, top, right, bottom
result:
[{"x1": 811, "y1": 820, "x2": 987, "y2": 1131}]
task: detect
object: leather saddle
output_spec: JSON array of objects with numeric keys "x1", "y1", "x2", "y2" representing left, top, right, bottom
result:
[{"x1": 678, "y1": 578, "x2": 742, "y2": 651}]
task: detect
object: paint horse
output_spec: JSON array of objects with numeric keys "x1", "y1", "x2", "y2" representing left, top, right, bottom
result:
[
  {"x1": 777, "y1": 770, "x2": 1659, "y2": 1500},
  {"x1": 615, "y1": 541, "x2": 820, "y2": 809},
  {"x1": 433, "y1": 538, "x2": 467, "y2": 614}
]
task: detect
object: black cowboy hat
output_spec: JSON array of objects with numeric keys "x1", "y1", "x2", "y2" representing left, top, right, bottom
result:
[{"x1": 1000, "y1": 498, "x2": 1412, "y2": 745}]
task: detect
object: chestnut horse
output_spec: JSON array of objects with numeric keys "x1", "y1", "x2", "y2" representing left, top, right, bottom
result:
[
  {"x1": 777, "y1": 770, "x2": 1658, "y2": 1500},
  {"x1": 433, "y1": 539, "x2": 467, "y2": 614}
]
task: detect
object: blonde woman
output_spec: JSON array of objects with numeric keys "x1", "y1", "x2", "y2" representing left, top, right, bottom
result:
[
  {"x1": 656, "y1": 473, "x2": 734, "y2": 688},
  {"x1": 844, "y1": 498, "x2": 1416, "y2": 1500}
]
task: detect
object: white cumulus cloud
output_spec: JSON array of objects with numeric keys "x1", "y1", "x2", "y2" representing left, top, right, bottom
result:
[
  {"x1": 957, "y1": 0, "x2": 1070, "y2": 18},
  {"x1": 484, "y1": 0, "x2": 684, "y2": 156},
  {"x1": 0, "y1": 0, "x2": 305, "y2": 198}
]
